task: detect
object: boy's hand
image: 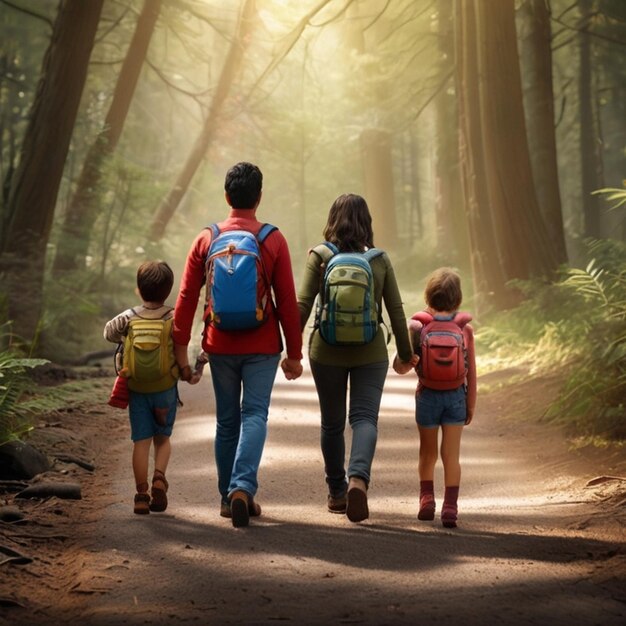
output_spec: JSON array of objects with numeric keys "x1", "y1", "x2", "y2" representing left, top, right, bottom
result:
[
  {"x1": 393, "y1": 354, "x2": 418, "y2": 375},
  {"x1": 179, "y1": 364, "x2": 192, "y2": 382},
  {"x1": 188, "y1": 372, "x2": 202, "y2": 385},
  {"x1": 281, "y1": 358, "x2": 303, "y2": 380}
]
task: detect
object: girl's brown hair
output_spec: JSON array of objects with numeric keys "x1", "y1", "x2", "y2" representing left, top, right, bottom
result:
[
  {"x1": 424, "y1": 267, "x2": 462, "y2": 312},
  {"x1": 323, "y1": 194, "x2": 374, "y2": 252}
]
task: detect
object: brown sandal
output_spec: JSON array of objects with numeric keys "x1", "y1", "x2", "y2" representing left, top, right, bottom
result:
[
  {"x1": 134, "y1": 482, "x2": 150, "y2": 515},
  {"x1": 149, "y1": 470, "x2": 169, "y2": 512}
]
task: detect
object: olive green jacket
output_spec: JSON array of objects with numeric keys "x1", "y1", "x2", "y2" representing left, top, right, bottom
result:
[{"x1": 297, "y1": 246, "x2": 413, "y2": 367}]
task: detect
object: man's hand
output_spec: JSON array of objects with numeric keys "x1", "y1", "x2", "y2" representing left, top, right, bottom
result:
[{"x1": 281, "y1": 358, "x2": 303, "y2": 381}]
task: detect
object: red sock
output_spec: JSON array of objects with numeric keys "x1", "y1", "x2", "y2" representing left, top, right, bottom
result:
[
  {"x1": 418, "y1": 480, "x2": 435, "y2": 520},
  {"x1": 442, "y1": 486, "x2": 459, "y2": 527}
]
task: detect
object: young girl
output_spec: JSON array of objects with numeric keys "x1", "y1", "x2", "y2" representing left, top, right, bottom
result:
[{"x1": 394, "y1": 267, "x2": 476, "y2": 528}]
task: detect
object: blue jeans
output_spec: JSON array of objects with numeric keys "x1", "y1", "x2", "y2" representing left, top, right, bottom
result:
[
  {"x1": 208, "y1": 353, "x2": 280, "y2": 501},
  {"x1": 310, "y1": 359, "x2": 388, "y2": 495}
]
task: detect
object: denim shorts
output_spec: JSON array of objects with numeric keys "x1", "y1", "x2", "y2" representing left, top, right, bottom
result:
[
  {"x1": 128, "y1": 386, "x2": 178, "y2": 441},
  {"x1": 415, "y1": 386, "x2": 466, "y2": 428}
]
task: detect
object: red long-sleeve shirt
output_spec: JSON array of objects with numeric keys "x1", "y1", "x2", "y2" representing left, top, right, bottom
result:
[{"x1": 173, "y1": 209, "x2": 303, "y2": 360}]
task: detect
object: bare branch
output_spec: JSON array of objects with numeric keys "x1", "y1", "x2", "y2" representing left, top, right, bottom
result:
[
  {"x1": 363, "y1": 0, "x2": 392, "y2": 31},
  {"x1": 95, "y1": 4, "x2": 131, "y2": 44},
  {"x1": 245, "y1": 0, "x2": 337, "y2": 100},
  {"x1": 145, "y1": 58, "x2": 210, "y2": 101},
  {"x1": 550, "y1": 13, "x2": 626, "y2": 47},
  {"x1": 310, "y1": 0, "x2": 356, "y2": 28},
  {"x1": 0, "y1": 0, "x2": 52, "y2": 28}
]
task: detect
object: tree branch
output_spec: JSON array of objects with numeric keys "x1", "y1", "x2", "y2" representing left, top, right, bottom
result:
[{"x1": 0, "y1": 0, "x2": 52, "y2": 28}]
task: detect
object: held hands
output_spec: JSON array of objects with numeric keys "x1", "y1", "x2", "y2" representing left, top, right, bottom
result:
[
  {"x1": 179, "y1": 364, "x2": 201, "y2": 385},
  {"x1": 281, "y1": 357, "x2": 303, "y2": 381},
  {"x1": 392, "y1": 353, "x2": 419, "y2": 375}
]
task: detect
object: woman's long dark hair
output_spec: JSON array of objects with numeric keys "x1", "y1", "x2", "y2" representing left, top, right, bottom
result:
[{"x1": 323, "y1": 194, "x2": 374, "y2": 252}]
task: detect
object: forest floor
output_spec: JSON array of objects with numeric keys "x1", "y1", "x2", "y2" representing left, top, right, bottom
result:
[{"x1": 1, "y1": 363, "x2": 625, "y2": 625}]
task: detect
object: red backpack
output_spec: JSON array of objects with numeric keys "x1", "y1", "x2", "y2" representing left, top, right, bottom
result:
[{"x1": 412, "y1": 311, "x2": 472, "y2": 390}]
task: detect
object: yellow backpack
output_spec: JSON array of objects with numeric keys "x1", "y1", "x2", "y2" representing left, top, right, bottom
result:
[{"x1": 120, "y1": 309, "x2": 178, "y2": 393}]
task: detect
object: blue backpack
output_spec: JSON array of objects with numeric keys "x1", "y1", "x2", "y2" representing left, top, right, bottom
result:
[
  {"x1": 204, "y1": 223, "x2": 277, "y2": 330},
  {"x1": 314, "y1": 243, "x2": 384, "y2": 345}
]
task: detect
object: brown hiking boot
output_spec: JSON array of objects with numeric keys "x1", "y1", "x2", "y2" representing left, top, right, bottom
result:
[
  {"x1": 230, "y1": 490, "x2": 250, "y2": 528},
  {"x1": 149, "y1": 470, "x2": 169, "y2": 512},
  {"x1": 346, "y1": 477, "x2": 369, "y2": 522},
  {"x1": 220, "y1": 496, "x2": 261, "y2": 519},
  {"x1": 134, "y1": 482, "x2": 150, "y2": 515},
  {"x1": 327, "y1": 493, "x2": 347, "y2": 514}
]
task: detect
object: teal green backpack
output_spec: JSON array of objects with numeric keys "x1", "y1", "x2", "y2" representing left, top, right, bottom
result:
[{"x1": 313, "y1": 243, "x2": 384, "y2": 345}]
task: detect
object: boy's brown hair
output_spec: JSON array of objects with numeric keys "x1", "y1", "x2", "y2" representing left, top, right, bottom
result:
[
  {"x1": 137, "y1": 261, "x2": 174, "y2": 304},
  {"x1": 424, "y1": 267, "x2": 462, "y2": 312}
]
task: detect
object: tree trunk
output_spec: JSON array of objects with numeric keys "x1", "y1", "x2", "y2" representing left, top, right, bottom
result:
[
  {"x1": 579, "y1": 0, "x2": 604, "y2": 238},
  {"x1": 148, "y1": 0, "x2": 256, "y2": 243},
  {"x1": 518, "y1": 0, "x2": 568, "y2": 265},
  {"x1": 52, "y1": 0, "x2": 161, "y2": 275},
  {"x1": 360, "y1": 128, "x2": 398, "y2": 250},
  {"x1": 454, "y1": 0, "x2": 508, "y2": 313},
  {"x1": 1, "y1": 0, "x2": 103, "y2": 342},
  {"x1": 475, "y1": 0, "x2": 558, "y2": 280},
  {"x1": 435, "y1": 0, "x2": 467, "y2": 264}
]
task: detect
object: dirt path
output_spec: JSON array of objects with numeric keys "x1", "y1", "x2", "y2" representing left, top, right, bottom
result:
[{"x1": 3, "y1": 366, "x2": 625, "y2": 625}]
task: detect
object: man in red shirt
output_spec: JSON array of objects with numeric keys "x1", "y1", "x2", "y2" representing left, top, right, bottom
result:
[{"x1": 173, "y1": 162, "x2": 303, "y2": 527}]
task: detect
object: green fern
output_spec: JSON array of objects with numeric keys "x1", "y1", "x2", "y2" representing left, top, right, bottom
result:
[{"x1": 0, "y1": 351, "x2": 50, "y2": 445}]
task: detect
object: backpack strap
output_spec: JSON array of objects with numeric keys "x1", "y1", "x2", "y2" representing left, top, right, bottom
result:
[
  {"x1": 412, "y1": 311, "x2": 433, "y2": 326},
  {"x1": 363, "y1": 248, "x2": 384, "y2": 263},
  {"x1": 257, "y1": 223, "x2": 278, "y2": 243}
]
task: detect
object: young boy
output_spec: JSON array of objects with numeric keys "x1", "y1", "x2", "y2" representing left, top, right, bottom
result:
[
  {"x1": 394, "y1": 267, "x2": 476, "y2": 528},
  {"x1": 104, "y1": 261, "x2": 184, "y2": 515}
]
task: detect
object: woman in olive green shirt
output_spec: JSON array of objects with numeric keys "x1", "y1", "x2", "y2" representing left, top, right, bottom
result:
[{"x1": 297, "y1": 194, "x2": 416, "y2": 522}]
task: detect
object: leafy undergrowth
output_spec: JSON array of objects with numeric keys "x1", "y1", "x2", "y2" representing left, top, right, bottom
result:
[{"x1": 476, "y1": 239, "x2": 625, "y2": 446}]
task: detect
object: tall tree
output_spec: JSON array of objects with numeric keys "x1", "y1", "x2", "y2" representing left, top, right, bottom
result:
[
  {"x1": 518, "y1": 0, "x2": 568, "y2": 264},
  {"x1": 435, "y1": 0, "x2": 468, "y2": 263},
  {"x1": 455, "y1": 0, "x2": 508, "y2": 311},
  {"x1": 0, "y1": 0, "x2": 104, "y2": 342},
  {"x1": 579, "y1": 0, "x2": 604, "y2": 238},
  {"x1": 475, "y1": 0, "x2": 558, "y2": 280},
  {"x1": 52, "y1": 0, "x2": 161, "y2": 275},
  {"x1": 148, "y1": 0, "x2": 255, "y2": 242}
]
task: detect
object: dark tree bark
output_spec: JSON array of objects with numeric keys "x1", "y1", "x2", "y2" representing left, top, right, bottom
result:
[
  {"x1": 518, "y1": 0, "x2": 568, "y2": 264},
  {"x1": 1, "y1": 0, "x2": 104, "y2": 342},
  {"x1": 475, "y1": 0, "x2": 558, "y2": 280},
  {"x1": 455, "y1": 0, "x2": 508, "y2": 312},
  {"x1": 148, "y1": 0, "x2": 256, "y2": 242},
  {"x1": 52, "y1": 0, "x2": 161, "y2": 275}
]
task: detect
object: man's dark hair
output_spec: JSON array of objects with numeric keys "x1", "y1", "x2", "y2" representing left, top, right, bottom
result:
[
  {"x1": 137, "y1": 261, "x2": 174, "y2": 303},
  {"x1": 224, "y1": 162, "x2": 263, "y2": 209}
]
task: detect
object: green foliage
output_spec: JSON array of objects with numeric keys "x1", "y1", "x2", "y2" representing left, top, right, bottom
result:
[
  {"x1": 478, "y1": 239, "x2": 626, "y2": 442},
  {"x1": 0, "y1": 350, "x2": 49, "y2": 445}
]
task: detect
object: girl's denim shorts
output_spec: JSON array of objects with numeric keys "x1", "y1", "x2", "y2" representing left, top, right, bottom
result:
[{"x1": 415, "y1": 386, "x2": 466, "y2": 428}]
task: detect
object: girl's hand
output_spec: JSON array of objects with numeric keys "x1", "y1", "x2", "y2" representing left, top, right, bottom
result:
[
  {"x1": 465, "y1": 410, "x2": 474, "y2": 425},
  {"x1": 393, "y1": 354, "x2": 418, "y2": 375}
]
